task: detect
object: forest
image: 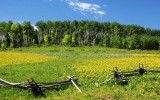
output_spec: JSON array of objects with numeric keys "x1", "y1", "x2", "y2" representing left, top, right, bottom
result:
[{"x1": 0, "y1": 20, "x2": 160, "y2": 50}]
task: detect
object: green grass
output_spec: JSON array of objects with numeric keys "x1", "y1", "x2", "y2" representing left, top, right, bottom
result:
[{"x1": 0, "y1": 46, "x2": 160, "y2": 100}]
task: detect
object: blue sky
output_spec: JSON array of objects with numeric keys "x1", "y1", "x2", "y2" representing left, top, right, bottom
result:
[{"x1": 0, "y1": 0, "x2": 160, "y2": 29}]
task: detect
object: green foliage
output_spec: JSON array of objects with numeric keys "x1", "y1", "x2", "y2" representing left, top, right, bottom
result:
[
  {"x1": 71, "y1": 32, "x2": 76, "y2": 46},
  {"x1": 0, "y1": 20, "x2": 159, "y2": 50},
  {"x1": 62, "y1": 34, "x2": 71, "y2": 45},
  {"x1": 4, "y1": 33, "x2": 10, "y2": 47},
  {"x1": 123, "y1": 34, "x2": 140, "y2": 49},
  {"x1": 98, "y1": 32, "x2": 106, "y2": 46},
  {"x1": 140, "y1": 35, "x2": 159, "y2": 50},
  {"x1": 110, "y1": 35, "x2": 121, "y2": 48},
  {"x1": 44, "y1": 35, "x2": 49, "y2": 45},
  {"x1": 11, "y1": 24, "x2": 19, "y2": 33},
  {"x1": 22, "y1": 21, "x2": 33, "y2": 46},
  {"x1": 35, "y1": 21, "x2": 46, "y2": 31}
]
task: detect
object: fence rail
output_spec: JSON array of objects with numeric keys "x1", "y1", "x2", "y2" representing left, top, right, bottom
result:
[{"x1": 0, "y1": 76, "x2": 79, "y2": 97}]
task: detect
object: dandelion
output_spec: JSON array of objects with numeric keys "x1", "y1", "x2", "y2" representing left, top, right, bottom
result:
[
  {"x1": 0, "y1": 52, "x2": 56, "y2": 67},
  {"x1": 76, "y1": 54, "x2": 160, "y2": 76}
]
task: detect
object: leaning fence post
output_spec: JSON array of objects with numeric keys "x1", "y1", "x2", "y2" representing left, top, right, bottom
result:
[{"x1": 67, "y1": 76, "x2": 82, "y2": 93}]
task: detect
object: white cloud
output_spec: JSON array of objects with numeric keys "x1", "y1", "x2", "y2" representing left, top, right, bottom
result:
[
  {"x1": 67, "y1": 0, "x2": 106, "y2": 16},
  {"x1": 43, "y1": 0, "x2": 106, "y2": 17}
]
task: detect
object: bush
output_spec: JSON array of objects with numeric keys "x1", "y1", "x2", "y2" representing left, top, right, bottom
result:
[{"x1": 140, "y1": 35, "x2": 159, "y2": 50}]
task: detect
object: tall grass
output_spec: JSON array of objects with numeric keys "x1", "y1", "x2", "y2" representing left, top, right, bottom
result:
[{"x1": 0, "y1": 46, "x2": 159, "y2": 99}]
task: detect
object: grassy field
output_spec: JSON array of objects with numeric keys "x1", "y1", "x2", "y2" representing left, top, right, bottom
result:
[{"x1": 0, "y1": 46, "x2": 160, "y2": 100}]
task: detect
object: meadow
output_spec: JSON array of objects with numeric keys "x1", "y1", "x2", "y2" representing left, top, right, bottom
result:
[{"x1": 0, "y1": 46, "x2": 160, "y2": 100}]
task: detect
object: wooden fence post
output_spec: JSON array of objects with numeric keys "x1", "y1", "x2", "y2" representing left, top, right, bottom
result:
[{"x1": 68, "y1": 76, "x2": 82, "y2": 93}]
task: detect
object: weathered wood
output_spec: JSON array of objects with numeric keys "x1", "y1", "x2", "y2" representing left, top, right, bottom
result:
[
  {"x1": 0, "y1": 77, "x2": 79, "y2": 91},
  {"x1": 0, "y1": 78, "x2": 28, "y2": 89},
  {"x1": 37, "y1": 78, "x2": 78, "y2": 85},
  {"x1": 116, "y1": 63, "x2": 159, "y2": 76},
  {"x1": 146, "y1": 70, "x2": 160, "y2": 73},
  {"x1": 0, "y1": 78, "x2": 26, "y2": 85},
  {"x1": 68, "y1": 76, "x2": 82, "y2": 93},
  {"x1": 96, "y1": 64, "x2": 159, "y2": 87},
  {"x1": 123, "y1": 73, "x2": 138, "y2": 77},
  {"x1": 27, "y1": 78, "x2": 45, "y2": 97},
  {"x1": 0, "y1": 83, "x2": 4, "y2": 86}
]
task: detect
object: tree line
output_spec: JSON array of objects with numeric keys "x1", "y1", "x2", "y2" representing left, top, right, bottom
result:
[{"x1": 0, "y1": 20, "x2": 159, "y2": 50}]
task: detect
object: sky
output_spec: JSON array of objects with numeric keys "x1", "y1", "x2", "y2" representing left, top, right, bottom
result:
[{"x1": 0, "y1": 0, "x2": 160, "y2": 29}]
